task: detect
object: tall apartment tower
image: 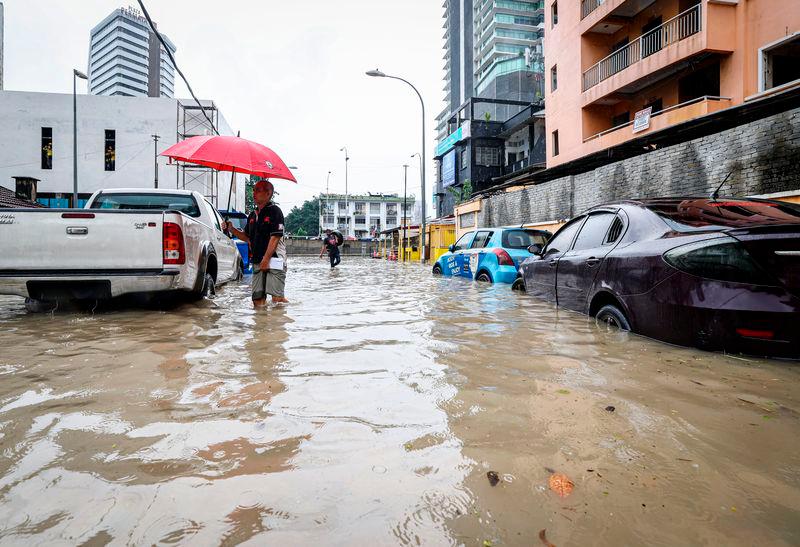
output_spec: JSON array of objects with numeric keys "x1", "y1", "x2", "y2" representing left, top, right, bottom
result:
[
  {"x1": 88, "y1": 6, "x2": 176, "y2": 98},
  {"x1": 0, "y1": 1, "x2": 5, "y2": 91},
  {"x1": 437, "y1": 0, "x2": 545, "y2": 137}
]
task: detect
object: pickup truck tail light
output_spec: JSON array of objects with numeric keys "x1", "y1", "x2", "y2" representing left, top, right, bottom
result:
[
  {"x1": 163, "y1": 222, "x2": 185, "y2": 265},
  {"x1": 493, "y1": 248, "x2": 514, "y2": 266}
]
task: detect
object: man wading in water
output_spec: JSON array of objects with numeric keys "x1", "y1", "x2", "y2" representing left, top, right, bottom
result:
[
  {"x1": 224, "y1": 179, "x2": 288, "y2": 306},
  {"x1": 319, "y1": 228, "x2": 341, "y2": 268}
]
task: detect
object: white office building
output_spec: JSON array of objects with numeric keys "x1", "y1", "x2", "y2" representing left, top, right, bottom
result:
[
  {"x1": 0, "y1": 90, "x2": 245, "y2": 210},
  {"x1": 319, "y1": 193, "x2": 416, "y2": 239},
  {"x1": 88, "y1": 6, "x2": 176, "y2": 98}
]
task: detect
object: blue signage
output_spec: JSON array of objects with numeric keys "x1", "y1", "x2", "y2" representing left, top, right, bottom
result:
[
  {"x1": 435, "y1": 126, "x2": 463, "y2": 157},
  {"x1": 441, "y1": 149, "x2": 456, "y2": 188}
]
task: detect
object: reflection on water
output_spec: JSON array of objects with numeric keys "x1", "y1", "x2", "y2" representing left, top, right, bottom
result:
[{"x1": 0, "y1": 258, "x2": 799, "y2": 545}]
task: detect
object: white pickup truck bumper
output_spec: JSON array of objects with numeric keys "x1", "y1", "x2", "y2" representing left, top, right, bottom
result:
[{"x1": 0, "y1": 269, "x2": 189, "y2": 299}]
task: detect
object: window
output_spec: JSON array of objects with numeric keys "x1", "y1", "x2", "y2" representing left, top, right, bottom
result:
[
  {"x1": 572, "y1": 213, "x2": 616, "y2": 250},
  {"x1": 551, "y1": 1, "x2": 558, "y2": 27},
  {"x1": 606, "y1": 216, "x2": 625, "y2": 244},
  {"x1": 644, "y1": 98, "x2": 663, "y2": 114},
  {"x1": 496, "y1": 0, "x2": 539, "y2": 12},
  {"x1": 470, "y1": 231, "x2": 493, "y2": 249},
  {"x1": 41, "y1": 128, "x2": 53, "y2": 170},
  {"x1": 338, "y1": 202, "x2": 347, "y2": 211},
  {"x1": 551, "y1": 65, "x2": 558, "y2": 92},
  {"x1": 475, "y1": 147, "x2": 500, "y2": 166},
  {"x1": 544, "y1": 218, "x2": 583, "y2": 254},
  {"x1": 611, "y1": 112, "x2": 630, "y2": 127},
  {"x1": 495, "y1": 28, "x2": 538, "y2": 40},
  {"x1": 207, "y1": 201, "x2": 223, "y2": 231},
  {"x1": 90, "y1": 193, "x2": 201, "y2": 217},
  {"x1": 452, "y1": 232, "x2": 475, "y2": 251},
  {"x1": 104, "y1": 130, "x2": 116, "y2": 171},
  {"x1": 324, "y1": 214, "x2": 334, "y2": 224},
  {"x1": 552, "y1": 130, "x2": 559, "y2": 156},
  {"x1": 459, "y1": 212, "x2": 476, "y2": 229},
  {"x1": 760, "y1": 34, "x2": 800, "y2": 92},
  {"x1": 460, "y1": 148, "x2": 468, "y2": 170},
  {"x1": 502, "y1": 229, "x2": 549, "y2": 249},
  {"x1": 496, "y1": 14, "x2": 540, "y2": 26},
  {"x1": 370, "y1": 203, "x2": 381, "y2": 214}
]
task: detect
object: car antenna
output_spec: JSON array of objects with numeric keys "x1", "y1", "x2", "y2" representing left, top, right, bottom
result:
[{"x1": 710, "y1": 171, "x2": 733, "y2": 202}]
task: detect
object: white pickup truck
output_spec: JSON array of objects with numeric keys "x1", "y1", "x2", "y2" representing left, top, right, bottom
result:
[{"x1": 0, "y1": 188, "x2": 243, "y2": 308}]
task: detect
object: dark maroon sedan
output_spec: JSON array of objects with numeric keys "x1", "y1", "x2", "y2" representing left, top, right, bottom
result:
[{"x1": 518, "y1": 197, "x2": 800, "y2": 358}]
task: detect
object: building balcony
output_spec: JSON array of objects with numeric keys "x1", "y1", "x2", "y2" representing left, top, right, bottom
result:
[
  {"x1": 582, "y1": 94, "x2": 731, "y2": 151},
  {"x1": 581, "y1": 2, "x2": 735, "y2": 107}
]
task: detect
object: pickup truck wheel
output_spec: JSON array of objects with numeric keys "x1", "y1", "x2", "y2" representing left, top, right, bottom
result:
[
  {"x1": 511, "y1": 277, "x2": 526, "y2": 292},
  {"x1": 24, "y1": 298, "x2": 56, "y2": 313},
  {"x1": 195, "y1": 272, "x2": 216, "y2": 299}
]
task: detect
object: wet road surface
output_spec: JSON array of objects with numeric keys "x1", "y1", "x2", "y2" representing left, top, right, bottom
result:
[{"x1": 0, "y1": 257, "x2": 799, "y2": 545}]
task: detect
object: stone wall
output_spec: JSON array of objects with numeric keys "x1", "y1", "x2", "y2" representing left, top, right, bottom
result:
[{"x1": 477, "y1": 106, "x2": 800, "y2": 227}]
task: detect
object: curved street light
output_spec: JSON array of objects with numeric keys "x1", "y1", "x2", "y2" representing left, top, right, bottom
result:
[{"x1": 367, "y1": 69, "x2": 427, "y2": 263}]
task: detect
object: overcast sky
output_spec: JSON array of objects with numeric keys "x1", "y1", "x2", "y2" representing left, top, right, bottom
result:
[{"x1": 3, "y1": 0, "x2": 444, "y2": 212}]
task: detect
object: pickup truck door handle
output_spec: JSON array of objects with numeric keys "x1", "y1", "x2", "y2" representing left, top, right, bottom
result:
[
  {"x1": 66, "y1": 226, "x2": 88, "y2": 235},
  {"x1": 586, "y1": 257, "x2": 601, "y2": 267}
]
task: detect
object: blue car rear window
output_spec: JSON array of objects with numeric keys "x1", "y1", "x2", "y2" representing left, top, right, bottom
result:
[{"x1": 502, "y1": 229, "x2": 549, "y2": 249}]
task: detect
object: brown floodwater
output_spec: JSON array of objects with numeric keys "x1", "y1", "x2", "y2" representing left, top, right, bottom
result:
[{"x1": 0, "y1": 257, "x2": 799, "y2": 545}]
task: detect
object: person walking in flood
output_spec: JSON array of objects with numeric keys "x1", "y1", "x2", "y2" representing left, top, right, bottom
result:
[
  {"x1": 224, "y1": 179, "x2": 288, "y2": 306},
  {"x1": 319, "y1": 228, "x2": 341, "y2": 268}
]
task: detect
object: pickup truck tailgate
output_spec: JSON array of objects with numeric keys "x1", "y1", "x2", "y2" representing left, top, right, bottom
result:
[{"x1": 1, "y1": 210, "x2": 165, "y2": 271}]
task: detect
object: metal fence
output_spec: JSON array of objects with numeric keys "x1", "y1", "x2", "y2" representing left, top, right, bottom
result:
[{"x1": 582, "y1": 4, "x2": 702, "y2": 91}]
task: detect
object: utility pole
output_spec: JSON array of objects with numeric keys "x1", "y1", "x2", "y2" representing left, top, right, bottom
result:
[
  {"x1": 402, "y1": 164, "x2": 408, "y2": 263},
  {"x1": 340, "y1": 147, "x2": 349, "y2": 237},
  {"x1": 152, "y1": 134, "x2": 160, "y2": 188}
]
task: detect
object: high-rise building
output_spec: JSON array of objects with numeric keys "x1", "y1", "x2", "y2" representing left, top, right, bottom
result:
[
  {"x1": 88, "y1": 6, "x2": 176, "y2": 98},
  {"x1": 0, "y1": 1, "x2": 5, "y2": 91},
  {"x1": 438, "y1": 0, "x2": 544, "y2": 140}
]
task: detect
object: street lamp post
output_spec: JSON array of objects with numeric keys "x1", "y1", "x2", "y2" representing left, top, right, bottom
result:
[
  {"x1": 367, "y1": 69, "x2": 427, "y2": 263},
  {"x1": 411, "y1": 152, "x2": 422, "y2": 226},
  {"x1": 339, "y1": 147, "x2": 349, "y2": 237},
  {"x1": 402, "y1": 164, "x2": 408, "y2": 263},
  {"x1": 323, "y1": 170, "x2": 332, "y2": 237},
  {"x1": 72, "y1": 69, "x2": 88, "y2": 207}
]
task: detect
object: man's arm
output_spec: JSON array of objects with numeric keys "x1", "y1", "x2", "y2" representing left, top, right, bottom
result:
[
  {"x1": 259, "y1": 235, "x2": 282, "y2": 270},
  {"x1": 224, "y1": 222, "x2": 250, "y2": 244}
]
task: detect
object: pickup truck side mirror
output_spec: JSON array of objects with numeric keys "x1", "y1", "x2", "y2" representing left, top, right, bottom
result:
[
  {"x1": 527, "y1": 243, "x2": 543, "y2": 255},
  {"x1": 448, "y1": 244, "x2": 456, "y2": 253}
]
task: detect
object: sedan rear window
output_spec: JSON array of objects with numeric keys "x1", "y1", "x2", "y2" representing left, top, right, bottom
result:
[
  {"x1": 648, "y1": 199, "x2": 800, "y2": 232},
  {"x1": 502, "y1": 229, "x2": 549, "y2": 249},
  {"x1": 90, "y1": 193, "x2": 201, "y2": 217}
]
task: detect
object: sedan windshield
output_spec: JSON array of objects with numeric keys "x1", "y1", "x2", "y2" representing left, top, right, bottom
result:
[
  {"x1": 90, "y1": 193, "x2": 201, "y2": 217},
  {"x1": 502, "y1": 229, "x2": 549, "y2": 249}
]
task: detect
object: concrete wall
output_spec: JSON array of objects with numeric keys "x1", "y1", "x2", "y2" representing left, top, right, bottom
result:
[
  {"x1": 285, "y1": 239, "x2": 379, "y2": 256},
  {"x1": 473, "y1": 105, "x2": 800, "y2": 227},
  {"x1": 0, "y1": 91, "x2": 245, "y2": 209}
]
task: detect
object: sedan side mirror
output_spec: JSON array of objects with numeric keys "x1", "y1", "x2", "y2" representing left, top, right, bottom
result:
[
  {"x1": 527, "y1": 243, "x2": 543, "y2": 255},
  {"x1": 448, "y1": 244, "x2": 456, "y2": 253}
]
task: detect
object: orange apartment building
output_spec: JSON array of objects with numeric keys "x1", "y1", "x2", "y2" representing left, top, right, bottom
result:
[{"x1": 544, "y1": 0, "x2": 800, "y2": 167}]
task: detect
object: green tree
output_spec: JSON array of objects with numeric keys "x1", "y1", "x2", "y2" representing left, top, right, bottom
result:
[
  {"x1": 245, "y1": 175, "x2": 256, "y2": 212},
  {"x1": 285, "y1": 197, "x2": 320, "y2": 236}
]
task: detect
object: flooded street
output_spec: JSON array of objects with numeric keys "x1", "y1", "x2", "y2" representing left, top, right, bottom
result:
[{"x1": 0, "y1": 257, "x2": 799, "y2": 545}]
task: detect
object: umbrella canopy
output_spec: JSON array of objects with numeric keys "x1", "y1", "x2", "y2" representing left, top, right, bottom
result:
[{"x1": 161, "y1": 135, "x2": 297, "y2": 182}]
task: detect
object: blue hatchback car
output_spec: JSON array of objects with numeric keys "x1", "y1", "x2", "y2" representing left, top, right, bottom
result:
[{"x1": 432, "y1": 227, "x2": 551, "y2": 284}]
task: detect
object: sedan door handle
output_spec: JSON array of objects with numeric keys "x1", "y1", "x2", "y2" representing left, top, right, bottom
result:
[
  {"x1": 586, "y1": 257, "x2": 601, "y2": 267},
  {"x1": 549, "y1": 259, "x2": 558, "y2": 268}
]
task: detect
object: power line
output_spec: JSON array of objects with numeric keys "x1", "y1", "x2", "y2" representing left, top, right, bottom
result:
[{"x1": 136, "y1": 0, "x2": 218, "y2": 135}]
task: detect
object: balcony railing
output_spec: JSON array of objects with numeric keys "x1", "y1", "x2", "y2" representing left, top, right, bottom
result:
[
  {"x1": 582, "y1": 4, "x2": 702, "y2": 91},
  {"x1": 580, "y1": 0, "x2": 603, "y2": 19},
  {"x1": 583, "y1": 95, "x2": 731, "y2": 142}
]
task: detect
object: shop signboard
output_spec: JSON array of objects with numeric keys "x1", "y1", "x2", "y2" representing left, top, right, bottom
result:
[
  {"x1": 441, "y1": 149, "x2": 456, "y2": 188},
  {"x1": 632, "y1": 107, "x2": 652, "y2": 133}
]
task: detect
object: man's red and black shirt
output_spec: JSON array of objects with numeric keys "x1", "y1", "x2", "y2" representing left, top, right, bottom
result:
[{"x1": 244, "y1": 203, "x2": 284, "y2": 263}]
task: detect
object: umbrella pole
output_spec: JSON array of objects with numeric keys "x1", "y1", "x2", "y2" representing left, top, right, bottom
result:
[{"x1": 226, "y1": 168, "x2": 236, "y2": 212}]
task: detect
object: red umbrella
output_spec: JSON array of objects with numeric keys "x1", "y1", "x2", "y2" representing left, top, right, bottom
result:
[{"x1": 161, "y1": 135, "x2": 297, "y2": 182}]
